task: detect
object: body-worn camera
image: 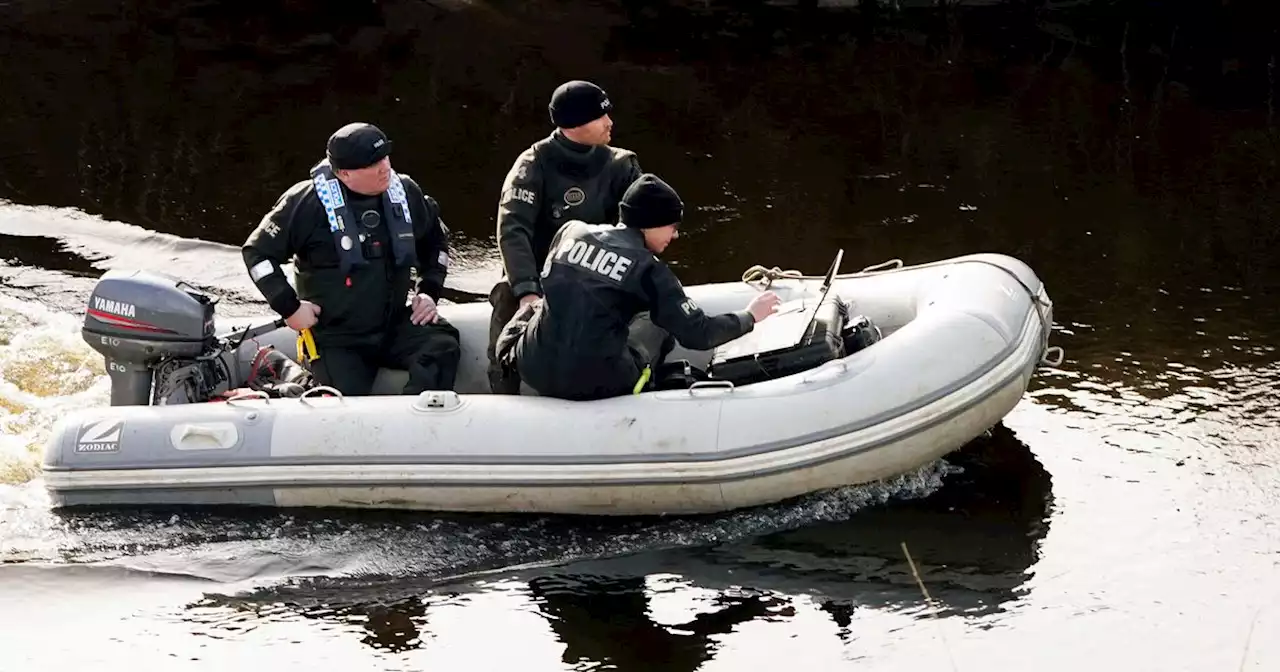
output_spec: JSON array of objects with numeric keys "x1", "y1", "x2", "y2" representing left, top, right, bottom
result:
[{"x1": 359, "y1": 210, "x2": 386, "y2": 259}]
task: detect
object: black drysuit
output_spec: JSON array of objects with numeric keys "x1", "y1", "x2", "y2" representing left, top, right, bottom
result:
[
  {"x1": 242, "y1": 169, "x2": 460, "y2": 396},
  {"x1": 486, "y1": 131, "x2": 642, "y2": 393}
]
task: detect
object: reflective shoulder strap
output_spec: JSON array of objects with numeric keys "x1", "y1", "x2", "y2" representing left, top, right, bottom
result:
[
  {"x1": 385, "y1": 170, "x2": 413, "y2": 224},
  {"x1": 310, "y1": 161, "x2": 347, "y2": 234}
]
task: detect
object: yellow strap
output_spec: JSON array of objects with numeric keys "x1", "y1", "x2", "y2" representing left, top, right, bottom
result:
[
  {"x1": 303, "y1": 329, "x2": 318, "y2": 361},
  {"x1": 633, "y1": 365, "x2": 651, "y2": 395},
  {"x1": 296, "y1": 328, "x2": 320, "y2": 363}
]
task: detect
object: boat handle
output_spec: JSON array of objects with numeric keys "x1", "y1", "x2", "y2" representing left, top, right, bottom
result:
[
  {"x1": 299, "y1": 386, "x2": 345, "y2": 405},
  {"x1": 689, "y1": 380, "x2": 735, "y2": 394},
  {"x1": 224, "y1": 390, "x2": 270, "y2": 407},
  {"x1": 1040, "y1": 346, "x2": 1065, "y2": 367}
]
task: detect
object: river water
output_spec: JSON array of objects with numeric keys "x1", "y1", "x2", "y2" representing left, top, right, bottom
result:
[{"x1": 2, "y1": 1, "x2": 1278, "y2": 670}]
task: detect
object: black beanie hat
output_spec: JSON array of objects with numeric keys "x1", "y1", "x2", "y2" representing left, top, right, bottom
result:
[
  {"x1": 620, "y1": 174, "x2": 684, "y2": 230},
  {"x1": 548, "y1": 80, "x2": 613, "y2": 129}
]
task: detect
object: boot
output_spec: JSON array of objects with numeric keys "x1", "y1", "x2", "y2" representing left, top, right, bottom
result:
[{"x1": 488, "y1": 364, "x2": 523, "y2": 395}]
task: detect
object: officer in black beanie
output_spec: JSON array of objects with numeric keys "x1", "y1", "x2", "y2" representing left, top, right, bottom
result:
[
  {"x1": 495, "y1": 173, "x2": 781, "y2": 402},
  {"x1": 486, "y1": 79, "x2": 644, "y2": 394}
]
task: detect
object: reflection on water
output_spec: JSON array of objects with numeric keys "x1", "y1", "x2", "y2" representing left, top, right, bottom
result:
[
  {"x1": 170, "y1": 424, "x2": 1049, "y2": 665},
  {"x1": 528, "y1": 575, "x2": 787, "y2": 672},
  {"x1": 710, "y1": 424, "x2": 1053, "y2": 615}
]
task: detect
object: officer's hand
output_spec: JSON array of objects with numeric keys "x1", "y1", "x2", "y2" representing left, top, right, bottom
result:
[
  {"x1": 518, "y1": 294, "x2": 541, "y2": 309},
  {"x1": 286, "y1": 301, "x2": 321, "y2": 331},
  {"x1": 747, "y1": 291, "x2": 781, "y2": 323},
  {"x1": 410, "y1": 293, "x2": 439, "y2": 325}
]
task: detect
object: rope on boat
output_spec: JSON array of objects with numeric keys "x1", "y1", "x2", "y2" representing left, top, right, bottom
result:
[
  {"x1": 739, "y1": 264, "x2": 803, "y2": 290},
  {"x1": 739, "y1": 258, "x2": 906, "y2": 290}
]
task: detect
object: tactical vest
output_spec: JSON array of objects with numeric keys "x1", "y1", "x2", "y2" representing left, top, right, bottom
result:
[{"x1": 310, "y1": 159, "x2": 417, "y2": 277}]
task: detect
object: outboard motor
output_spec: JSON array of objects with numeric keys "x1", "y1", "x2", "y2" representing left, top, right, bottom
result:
[{"x1": 82, "y1": 269, "x2": 221, "y2": 406}]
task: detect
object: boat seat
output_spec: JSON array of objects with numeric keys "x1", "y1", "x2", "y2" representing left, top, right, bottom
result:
[{"x1": 370, "y1": 367, "x2": 411, "y2": 396}]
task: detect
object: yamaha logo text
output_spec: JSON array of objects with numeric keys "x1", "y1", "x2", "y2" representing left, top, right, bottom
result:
[{"x1": 92, "y1": 296, "x2": 136, "y2": 319}]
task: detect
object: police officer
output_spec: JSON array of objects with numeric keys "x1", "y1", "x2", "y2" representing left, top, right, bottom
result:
[
  {"x1": 242, "y1": 122, "x2": 461, "y2": 396},
  {"x1": 486, "y1": 79, "x2": 644, "y2": 394},
  {"x1": 498, "y1": 173, "x2": 781, "y2": 401}
]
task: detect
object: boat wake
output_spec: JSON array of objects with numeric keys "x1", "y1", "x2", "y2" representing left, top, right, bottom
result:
[{"x1": 1, "y1": 461, "x2": 954, "y2": 599}]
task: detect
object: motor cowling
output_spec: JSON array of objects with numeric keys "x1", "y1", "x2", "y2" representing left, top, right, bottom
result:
[{"x1": 82, "y1": 269, "x2": 218, "y2": 406}]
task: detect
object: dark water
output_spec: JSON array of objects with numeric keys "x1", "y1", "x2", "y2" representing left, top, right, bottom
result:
[{"x1": 2, "y1": 1, "x2": 1279, "y2": 670}]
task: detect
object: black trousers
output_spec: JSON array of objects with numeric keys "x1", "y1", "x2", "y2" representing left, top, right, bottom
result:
[
  {"x1": 503, "y1": 308, "x2": 675, "y2": 402},
  {"x1": 594, "y1": 313, "x2": 675, "y2": 400},
  {"x1": 623, "y1": 312, "x2": 675, "y2": 382},
  {"x1": 486, "y1": 280, "x2": 523, "y2": 394},
  {"x1": 309, "y1": 317, "x2": 461, "y2": 397}
]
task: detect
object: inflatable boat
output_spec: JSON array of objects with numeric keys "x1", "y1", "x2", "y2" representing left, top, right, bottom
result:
[{"x1": 40, "y1": 251, "x2": 1062, "y2": 515}]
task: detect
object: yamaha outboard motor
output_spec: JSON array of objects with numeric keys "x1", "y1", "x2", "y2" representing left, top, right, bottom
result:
[{"x1": 82, "y1": 269, "x2": 221, "y2": 406}]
